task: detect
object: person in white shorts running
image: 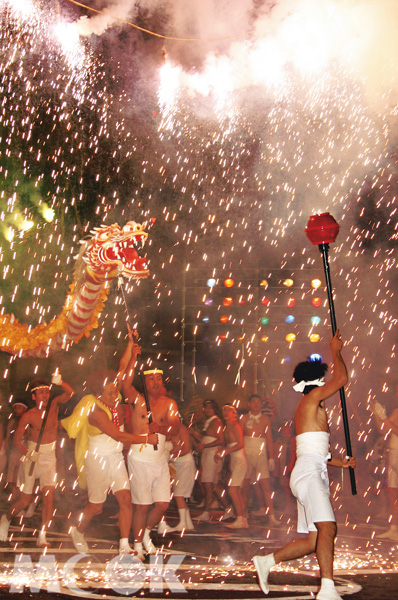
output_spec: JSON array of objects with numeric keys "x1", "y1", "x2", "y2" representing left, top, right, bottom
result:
[
  {"x1": 123, "y1": 355, "x2": 181, "y2": 560},
  {"x1": 0, "y1": 373, "x2": 75, "y2": 548},
  {"x1": 253, "y1": 331, "x2": 356, "y2": 600}
]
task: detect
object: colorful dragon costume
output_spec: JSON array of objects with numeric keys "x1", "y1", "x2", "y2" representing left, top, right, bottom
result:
[{"x1": 0, "y1": 221, "x2": 150, "y2": 358}]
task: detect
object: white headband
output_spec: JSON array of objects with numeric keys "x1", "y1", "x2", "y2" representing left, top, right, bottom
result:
[
  {"x1": 293, "y1": 378, "x2": 325, "y2": 393},
  {"x1": 143, "y1": 369, "x2": 163, "y2": 376}
]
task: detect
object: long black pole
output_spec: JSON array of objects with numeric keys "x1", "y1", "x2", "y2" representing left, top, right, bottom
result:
[
  {"x1": 319, "y1": 243, "x2": 356, "y2": 495},
  {"x1": 140, "y1": 371, "x2": 158, "y2": 451},
  {"x1": 29, "y1": 396, "x2": 54, "y2": 476}
]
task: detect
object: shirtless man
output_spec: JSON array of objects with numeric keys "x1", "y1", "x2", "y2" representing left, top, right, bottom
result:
[
  {"x1": 191, "y1": 399, "x2": 225, "y2": 522},
  {"x1": 123, "y1": 359, "x2": 180, "y2": 560},
  {"x1": 241, "y1": 394, "x2": 279, "y2": 526},
  {"x1": 216, "y1": 404, "x2": 248, "y2": 529},
  {"x1": 253, "y1": 330, "x2": 356, "y2": 600},
  {"x1": 62, "y1": 334, "x2": 158, "y2": 555},
  {"x1": 0, "y1": 373, "x2": 75, "y2": 547},
  {"x1": 371, "y1": 385, "x2": 398, "y2": 540}
]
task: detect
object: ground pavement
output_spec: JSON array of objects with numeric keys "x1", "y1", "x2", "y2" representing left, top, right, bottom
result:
[{"x1": 0, "y1": 492, "x2": 397, "y2": 600}]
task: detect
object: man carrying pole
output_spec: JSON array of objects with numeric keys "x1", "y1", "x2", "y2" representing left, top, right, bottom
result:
[
  {"x1": 0, "y1": 373, "x2": 75, "y2": 547},
  {"x1": 253, "y1": 331, "x2": 356, "y2": 600},
  {"x1": 123, "y1": 357, "x2": 180, "y2": 560}
]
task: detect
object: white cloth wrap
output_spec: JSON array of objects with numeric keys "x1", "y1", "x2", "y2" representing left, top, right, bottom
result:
[
  {"x1": 172, "y1": 452, "x2": 197, "y2": 497},
  {"x1": 88, "y1": 430, "x2": 123, "y2": 454},
  {"x1": 290, "y1": 431, "x2": 335, "y2": 533},
  {"x1": 128, "y1": 433, "x2": 166, "y2": 463},
  {"x1": 17, "y1": 440, "x2": 57, "y2": 494},
  {"x1": 244, "y1": 436, "x2": 270, "y2": 481},
  {"x1": 85, "y1": 426, "x2": 130, "y2": 503},
  {"x1": 200, "y1": 435, "x2": 221, "y2": 484},
  {"x1": 387, "y1": 446, "x2": 398, "y2": 488},
  {"x1": 227, "y1": 443, "x2": 248, "y2": 487}
]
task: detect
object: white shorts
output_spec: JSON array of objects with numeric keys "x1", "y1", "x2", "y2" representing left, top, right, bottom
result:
[
  {"x1": 290, "y1": 454, "x2": 335, "y2": 534},
  {"x1": 128, "y1": 454, "x2": 171, "y2": 505},
  {"x1": 228, "y1": 450, "x2": 248, "y2": 487},
  {"x1": 17, "y1": 441, "x2": 57, "y2": 495},
  {"x1": 85, "y1": 450, "x2": 130, "y2": 504},
  {"x1": 172, "y1": 453, "x2": 196, "y2": 498},
  {"x1": 201, "y1": 448, "x2": 221, "y2": 484},
  {"x1": 387, "y1": 447, "x2": 398, "y2": 488},
  {"x1": 244, "y1": 437, "x2": 270, "y2": 482}
]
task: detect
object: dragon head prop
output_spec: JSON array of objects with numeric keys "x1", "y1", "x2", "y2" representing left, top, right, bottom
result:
[{"x1": 82, "y1": 221, "x2": 150, "y2": 280}]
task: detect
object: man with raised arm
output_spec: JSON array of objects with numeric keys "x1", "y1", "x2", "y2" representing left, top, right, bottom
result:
[
  {"x1": 123, "y1": 357, "x2": 180, "y2": 560},
  {"x1": 0, "y1": 373, "x2": 75, "y2": 547},
  {"x1": 62, "y1": 332, "x2": 158, "y2": 556},
  {"x1": 253, "y1": 330, "x2": 356, "y2": 600}
]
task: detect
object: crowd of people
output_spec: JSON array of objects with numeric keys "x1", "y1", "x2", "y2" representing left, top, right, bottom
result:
[{"x1": 0, "y1": 329, "x2": 396, "y2": 600}]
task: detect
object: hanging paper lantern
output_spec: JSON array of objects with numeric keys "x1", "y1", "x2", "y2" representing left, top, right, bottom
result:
[
  {"x1": 219, "y1": 334, "x2": 228, "y2": 340},
  {"x1": 261, "y1": 335, "x2": 269, "y2": 342},
  {"x1": 283, "y1": 278, "x2": 294, "y2": 287},
  {"x1": 224, "y1": 278, "x2": 234, "y2": 288},
  {"x1": 311, "y1": 297, "x2": 322, "y2": 307},
  {"x1": 204, "y1": 298, "x2": 213, "y2": 306},
  {"x1": 259, "y1": 279, "x2": 268, "y2": 288},
  {"x1": 310, "y1": 353, "x2": 322, "y2": 362},
  {"x1": 220, "y1": 315, "x2": 229, "y2": 323},
  {"x1": 202, "y1": 316, "x2": 210, "y2": 323},
  {"x1": 261, "y1": 317, "x2": 269, "y2": 325},
  {"x1": 310, "y1": 333, "x2": 320, "y2": 342},
  {"x1": 223, "y1": 297, "x2": 233, "y2": 307},
  {"x1": 285, "y1": 315, "x2": 295, "y2": 323},
  {"x1": 286, "y1": 333, "x2": 296, "y2": 342},
  {"x1": 261, "y1": 297, "x2": 270, "y2": 306},
  {"x1": 287, "y1": 298, "x2": 296, "y2": 308},
  {"x1": 311, "y1": 278, "x2": 322, "y2": 289},
  {"x1": 311, "y1": 315, "x2": 321, "y2": 325},
  {"x1": 238, "y1": 297, "x2": 246, "y2": 305},
  {"x1": 206, "y1": 278, "x2": 216, "y2": 288}
]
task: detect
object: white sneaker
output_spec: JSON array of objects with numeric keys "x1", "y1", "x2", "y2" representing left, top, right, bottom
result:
[
  {"x1": 70, "y1": 526, "x2": 89, "y2": 553},
  {"x1": 220, "y1": 506, "x2": 235, "y2": 521},
  {"x1": 37, "y1": 531, "x2": 51, "y2": 548},
  {"x1": 157, "y1": 520, "x2": 176, "y2": 535},
  {"x1": 316, "y1": 587, "x2": 343, "y2": 600},
  {"x1": 0, "y1": 515, "x2": 10, "y2": 542},
  {"x1": 142, "y1": 531, "x2": 157, "y2": 554},
  {"x1": 196, "y1": 511, "x2": 210, "y2": 522},
  {"x1": 133, "y1": 542, "x2": 145, "y2": 561},
  {"x1": 119, "y1": 543, "x2": 136, "y2": 556},
  {"x1": 253, "y1": 554, "x2": 275, "y2": 595}
]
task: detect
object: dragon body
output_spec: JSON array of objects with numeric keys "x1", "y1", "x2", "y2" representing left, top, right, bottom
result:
[{"x1": 0, "y1": 221, "x2": 149, "y2": 358}]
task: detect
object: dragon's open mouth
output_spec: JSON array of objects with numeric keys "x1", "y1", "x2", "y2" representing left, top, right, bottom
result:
[{"x1": 88, "y1": 221, "x2": 150, "y2": 279}]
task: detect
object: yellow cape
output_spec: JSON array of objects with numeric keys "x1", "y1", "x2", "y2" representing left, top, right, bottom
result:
[{"x1": 61, "y1": 394, "x2": 112, "y2": 490}]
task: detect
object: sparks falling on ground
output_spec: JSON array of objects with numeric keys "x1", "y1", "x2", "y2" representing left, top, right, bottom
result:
[{"x1": 0, "y1": 0, "x2": 397, "y2": 570}]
